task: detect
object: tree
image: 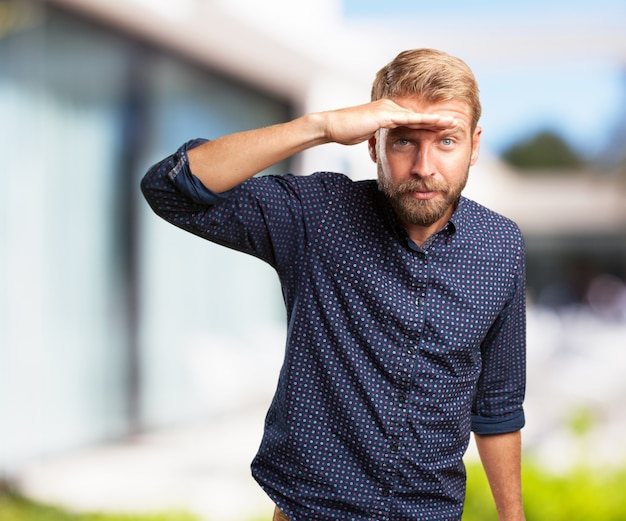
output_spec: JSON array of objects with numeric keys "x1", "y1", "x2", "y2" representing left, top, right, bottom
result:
[{"x1": 502, "y1": 130, "x2": 584, "y2": 171}]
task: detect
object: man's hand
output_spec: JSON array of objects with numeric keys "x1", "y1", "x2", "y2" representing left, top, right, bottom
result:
[{"x1": 317, "y1": 99, "x2": 458, "y2": 146}]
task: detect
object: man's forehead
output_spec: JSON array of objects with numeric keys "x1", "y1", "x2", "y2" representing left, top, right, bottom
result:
[{"x1": 387, "y1": 122, "x2": 468, "y2": 136}]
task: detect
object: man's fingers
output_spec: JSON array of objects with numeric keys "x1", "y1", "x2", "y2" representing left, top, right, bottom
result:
[{"x1": 389, "y1": 112, "x2": 458, "y2": 130}]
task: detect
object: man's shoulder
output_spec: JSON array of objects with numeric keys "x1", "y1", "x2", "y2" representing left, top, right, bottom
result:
[
  {"x1": 279, "y1": 172, "x2": 378, "y2": 199},
  {"x1": 295, "y1": 171, "x2": 374, "y2": 188},
  {"x1": 457, "y1": 197, "x2": 524, "y2": 242}
]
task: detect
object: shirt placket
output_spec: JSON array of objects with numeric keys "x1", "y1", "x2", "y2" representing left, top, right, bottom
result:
[{"x1": 377, "y1": 245, "x2": 430, "y2": 519}]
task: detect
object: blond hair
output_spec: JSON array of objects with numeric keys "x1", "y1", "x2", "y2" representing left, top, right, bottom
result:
[{"x1": 371, "y1": 49, "x2": 482, "y2": 130}]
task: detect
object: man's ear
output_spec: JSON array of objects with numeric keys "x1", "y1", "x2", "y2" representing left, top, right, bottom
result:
[
  {"x1": 368, "y1": 136, "x2": 378, "y2": 163},
  {"x1": 470, "y1": 126, "x2": 482, "y2": 166}
]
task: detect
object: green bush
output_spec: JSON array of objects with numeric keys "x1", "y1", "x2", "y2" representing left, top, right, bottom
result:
[
  {"x1": 463, "y1": 460, "x2": 498, "y2": 521},
  {"x1": 0, "y1": 491, "x2": 199, "y2": 521},
  {"x1": 464, "y1": 460, "x2": 626, "y2": 520}
]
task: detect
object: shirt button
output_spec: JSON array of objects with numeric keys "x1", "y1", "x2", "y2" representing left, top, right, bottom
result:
[
  {"x1": 390, "y1": 442, "x2": 399, "y2": 452},
  {"x1": 399, "y1": 394, "x2": 407, "y2": 403},
  {"x1": 415, "y1": 297, "x2": 423, "y2": 306},
  {"x1": 407, "y1": 347, "x2": 416, "y2": 355}
]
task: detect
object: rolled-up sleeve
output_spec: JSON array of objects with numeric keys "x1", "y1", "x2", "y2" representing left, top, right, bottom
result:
[
  {"x1": 141, "y1": 138, "x2": 227, "y2": 214},
  {"x1": 140, "y1": 139, "x2": 311, "y2": 271}
]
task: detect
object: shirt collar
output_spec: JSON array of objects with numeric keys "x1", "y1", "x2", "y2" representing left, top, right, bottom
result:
[{"x1": 448, "y1": 195, "x2": 469, "y2": 233}]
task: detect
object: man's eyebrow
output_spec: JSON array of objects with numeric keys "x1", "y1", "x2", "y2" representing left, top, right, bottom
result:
[
  {"x1": 386, "y1": 127, "x2": 414, "y2": 139},
  {"x1": 387, "y1": 124, "x2": 467, "y2": 139},
  {"x1": 391, "y1": 121, "x2": 467, "y2": 132}
]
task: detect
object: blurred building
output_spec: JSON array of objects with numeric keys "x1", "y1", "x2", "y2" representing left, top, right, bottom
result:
[
  {"x1": 0, "y1": 0, "x2": 379, "y2": 480},
  {"x1": 1, "y1": 0, "x2": 626, "y2": 517},
  {"x1": 464, "y1": 156, "x2": 626, "y2": 307}
]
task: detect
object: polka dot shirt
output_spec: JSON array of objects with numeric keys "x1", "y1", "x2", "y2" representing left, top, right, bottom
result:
[{"x1": 141, "y1": 139, "x2": 526, "y2": 521}]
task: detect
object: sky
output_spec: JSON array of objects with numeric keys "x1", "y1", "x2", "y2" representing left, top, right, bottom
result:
[
  {"x1": 343, "y1": 0, "x2": 626, "y2": 18},
  {"x1": 342, "y1": 0, "x2": 626, "y2": 159}
]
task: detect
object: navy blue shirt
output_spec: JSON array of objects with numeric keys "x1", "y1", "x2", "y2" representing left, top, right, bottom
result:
[{"x1": 141, "y1": 139, "x2": 526, "y2": 521}]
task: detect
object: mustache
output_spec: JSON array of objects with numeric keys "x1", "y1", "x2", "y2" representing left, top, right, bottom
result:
[{"x1": 393, "y1": 178, "x2": 449, "y2": 195}]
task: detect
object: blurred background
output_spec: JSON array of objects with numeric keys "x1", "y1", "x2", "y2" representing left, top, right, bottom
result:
[{"x1": 1, "y1": 0, "x2": 625, "y2": 519}]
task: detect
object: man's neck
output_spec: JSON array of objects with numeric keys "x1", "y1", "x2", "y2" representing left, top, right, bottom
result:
[{"x1": 404, "y1": 209, "x2": 454, "y2": 247}]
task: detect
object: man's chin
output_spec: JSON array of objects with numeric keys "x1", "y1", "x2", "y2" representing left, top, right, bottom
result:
[{"x1": 392, "y1": 197, "x2": 452, "y2": 228}]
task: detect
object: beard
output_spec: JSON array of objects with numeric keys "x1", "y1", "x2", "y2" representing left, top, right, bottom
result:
[{"x1": 378, "y1": 166, "x2": 469, "y2": 228}]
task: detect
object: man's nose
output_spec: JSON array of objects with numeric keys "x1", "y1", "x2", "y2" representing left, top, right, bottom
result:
[{"x1": 411, "y1": 145, "x2": 435, "y2": 177}]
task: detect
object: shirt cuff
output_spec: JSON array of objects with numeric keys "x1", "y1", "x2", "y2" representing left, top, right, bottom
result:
[
  {"x1": 471, "y1": 409, "x2": 525, "y2": 435},
  {"x1": 168, "y1": 138, "x2": 230, "y2": 205}
]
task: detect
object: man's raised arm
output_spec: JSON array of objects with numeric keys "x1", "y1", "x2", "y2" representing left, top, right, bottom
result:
[{"x1": 186, "y1": 99, "x2": 458, "y2": 193}]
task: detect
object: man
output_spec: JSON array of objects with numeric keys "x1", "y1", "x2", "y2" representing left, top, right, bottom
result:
[{"x1": 142, "y1": 48, "x2": 526, "y2": 521}]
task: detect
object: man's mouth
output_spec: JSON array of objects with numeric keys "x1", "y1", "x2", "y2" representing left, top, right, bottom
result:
[{"x1": 409, "y1": 190, "x2": 438, "y2": 200}]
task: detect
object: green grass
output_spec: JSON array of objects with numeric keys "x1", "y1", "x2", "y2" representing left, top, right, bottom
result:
[{"x1": 464, "y1": 460, "x2": 626, "y2": 521}]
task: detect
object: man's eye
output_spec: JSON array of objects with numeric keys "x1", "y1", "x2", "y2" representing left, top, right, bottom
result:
[
  {"x1": 396, "y1": 139, "x2": 411, "y2": 146},
  {"x1": 442, "y1": 138, "x2": 454, "y2": 146}
]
